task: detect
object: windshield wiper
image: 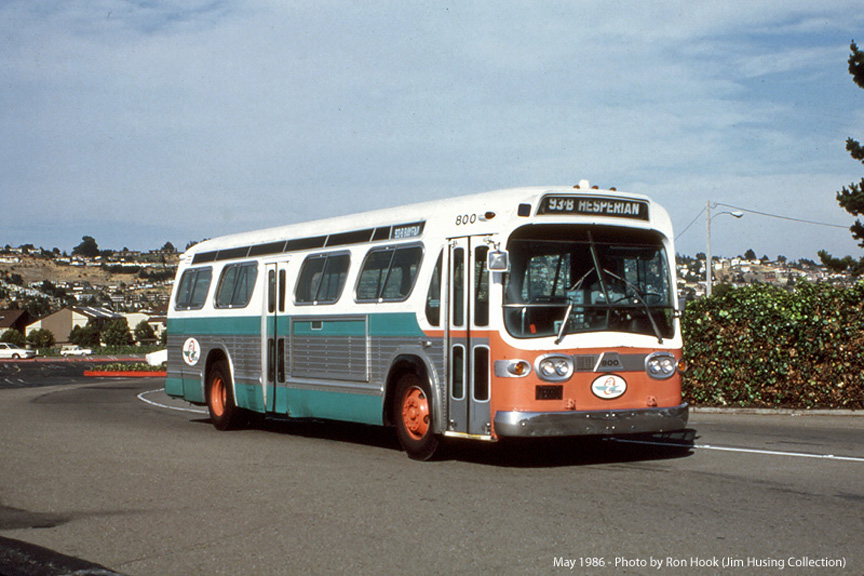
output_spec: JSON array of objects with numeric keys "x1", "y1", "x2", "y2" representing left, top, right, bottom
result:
[
  {"x1": 554, "y1": 268, "x2": 595, "y2": 345},
  {"x1": 601, "y1": 268, "x2": 664, "y2": 344}
]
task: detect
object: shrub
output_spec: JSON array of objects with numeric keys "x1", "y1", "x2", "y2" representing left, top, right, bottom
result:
[
  {"x1": 682, "y1": 280, "x2": 864, "y2": 409},
  {"x1": 27, "y1": 328, "x2": 56, "y2": 350},
  {"x1": 70, "y1": 324, "x2": 101, "y2": 348},
  {"x1": 133, "y1": 320, "x2": 157, "y2": 345},
  {"x1": 102, "y1": 318, "x2": 134, "y2": 347},
  {"x1": 0, "y1": 329, "x2": 26, "y2": 347},
  {"x1": 90, "y1": 362, "x2": 165, "y2": 372}
]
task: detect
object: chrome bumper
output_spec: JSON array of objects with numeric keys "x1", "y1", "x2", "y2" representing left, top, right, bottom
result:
[{"x1": 494, "y1": 403, "x2": 689, "y2": 438}]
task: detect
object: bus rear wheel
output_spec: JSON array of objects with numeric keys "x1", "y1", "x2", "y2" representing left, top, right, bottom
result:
[
  {"x1": 207, "y1": 360, "x2": 242, "y2": 431},
  {"x1": 394, "y1": 373, "x2": 441, "y2": 460}
]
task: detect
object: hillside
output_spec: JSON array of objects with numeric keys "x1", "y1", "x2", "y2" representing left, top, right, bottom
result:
[
  {"x1": 3, "y1": 258, "x2": 138, "y2": 287},
  {"x1": 1, "y1": 252, "x2": 178, "y2": 314}
]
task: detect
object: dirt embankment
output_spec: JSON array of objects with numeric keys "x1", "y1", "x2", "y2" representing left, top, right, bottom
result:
[{"x1": 2, "y1": 258, "x2": 127, "y2": 286}]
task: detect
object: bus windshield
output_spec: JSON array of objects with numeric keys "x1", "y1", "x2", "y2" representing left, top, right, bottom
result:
[{"x1": 503, "y1": 225, "x2": 674, "y2": 341}]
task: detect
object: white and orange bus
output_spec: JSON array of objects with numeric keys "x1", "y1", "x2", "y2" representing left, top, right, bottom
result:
[{"x1": 166, "y1": 181, "x2": 687, "y2": 459}]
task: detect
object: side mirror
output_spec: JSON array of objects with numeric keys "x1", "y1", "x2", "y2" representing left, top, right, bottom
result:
[{"x1": 487, "y1": 249, "x2": 509, "y2": 272}]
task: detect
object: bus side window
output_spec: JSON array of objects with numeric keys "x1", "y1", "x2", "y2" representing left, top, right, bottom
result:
[
  {"x1": 216, "y1": 262, "x2": 258, "y2": 309},
  {"x1": 357, "y1": 245, "x2": 423, "y2": 302},
  {"x1": 425, "y1": 250, "x2": 443, "y2": 326},
  {"x1": 357, "y1": 250, "x2": 393, "y2": 301},
  {"x1": 296, "y1": 253, "x2": 350, "y2": 305},
  {"x1": 383, "y1": 246, "x2": 422, "y2": 300},
  {"x1": 175, "y1": 267, "x2": 212, "y2": 310}
]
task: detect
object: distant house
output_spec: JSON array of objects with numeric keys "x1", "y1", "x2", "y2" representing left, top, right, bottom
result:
[
  {"x1": 147, "y1": 303, "x2": 168, "y2": 340},
  {"x1": 0, "y1": 309, "x2": 32, "y2": 335},
  {"x1": 26, "y1": 306, "x2": 122, "y2": 345}
]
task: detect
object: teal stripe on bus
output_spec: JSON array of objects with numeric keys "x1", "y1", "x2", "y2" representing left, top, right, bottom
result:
[
  {"x1": 170, "y1": 312, "x2": 426, "y2": 338},
  {"x1": 292, "y1": 319, "x2": 366, "y2": 336},
  {"x1": 165, "y1": 376, "x2": 184, "y2": 398},
  {"x1": 168, "y1": 315, "x2": 261, "y2": 336},
  {"x1": 285, "y1": 388, "x2": 383, "y2": 425},
  {"x1": 368, "y1": 313, "x2": 426, "y2": 337},
  {"x1": 164, "y1": 375, "x2": 205, "y2": 404}
]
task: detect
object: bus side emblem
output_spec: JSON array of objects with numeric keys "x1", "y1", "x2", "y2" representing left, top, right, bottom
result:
[
  {"x1": 182, "y1": 338, "x2": 201, "y2": 366},
  {"x1": 591, "y1": 374, "x2": 627, "y2": 400}
]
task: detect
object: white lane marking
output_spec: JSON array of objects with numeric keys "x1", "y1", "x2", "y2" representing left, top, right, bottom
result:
[
  {"x1": 611, "y1": 438, "x2": 864, "y2": 463},
  {"x1": 137, "y1": 388, "x2": 207, "y2": 414}
]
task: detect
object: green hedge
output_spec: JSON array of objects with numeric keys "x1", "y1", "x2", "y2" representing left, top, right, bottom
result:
[
  {"x1": 681, "y1": 281, "x2": 864, "y2": 409},
  {"x1": 90, "y1": 362, "x2": 165, "y2": 372}
]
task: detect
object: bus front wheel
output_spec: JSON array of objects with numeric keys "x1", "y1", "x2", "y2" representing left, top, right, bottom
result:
[
  {"x1": 394, "y1": 373, "x2": 441, "y2": 460},
  {"x1": 207, "y1": 360, "x2": 242, "y2": 431}
]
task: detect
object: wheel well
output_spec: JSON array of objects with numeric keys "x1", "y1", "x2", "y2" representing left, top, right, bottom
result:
[
  {"x1": 204, "y1": 348, "x2": 228, "y2": 399},
  {"x1": 383, "y1": 356, "x2": 429, "y2": 427}
]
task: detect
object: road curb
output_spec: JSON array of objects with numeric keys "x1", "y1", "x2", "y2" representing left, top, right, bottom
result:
[{"x1": 691, "y1": 406, "x2": 863, "y2": 417}]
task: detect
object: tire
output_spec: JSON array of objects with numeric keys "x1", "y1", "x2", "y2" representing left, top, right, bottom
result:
[
  {"x1": 12, "y1": 354, "x2": 20, "y2": 359},
  {"x1": 207, "y1": 360, "x2": 243, "y2": 431},
  {"x1": 394, "y1": 373, "x2": 441, "y2": 461}
]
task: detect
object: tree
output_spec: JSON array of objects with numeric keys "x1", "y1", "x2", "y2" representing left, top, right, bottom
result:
[
  {"x1": 161, "y1": 241, "x2": 176, "y2": 253},
  {"x1": 744, "y1": 249, "x2": 757, "y2": 260},
  {"x1": 72, "y1": 236, "x2": 100, "y2": 258},
  {"x1": 27, "y1": 328, "x2": 55, "y2": 350},
  {"x1": 24, "y1": 297, "x2": 52, "y2": 319},
  {"x1": 0, "y1": 329, "x2": 26, "y2": 346},
  {"x1": 821, "y1": 41, "x2": 864, "y2": 275},
  {"x1": 102, "y1": 318, "x2": 133, "y2": 347},
  {"x1": 133, "y1": 320, "x2": 157, "y2": 345},
  {"x1": 70, "y1": 323, "x2": 101, "y2": 348}
]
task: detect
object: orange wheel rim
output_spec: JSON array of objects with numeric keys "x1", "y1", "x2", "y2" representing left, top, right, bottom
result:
[
  {"x1": 401, "y1": 386, "x2": 430, "y2": 440},
  {"x1": 211, "y1": 376, "x2": 226, "y2": 417}
]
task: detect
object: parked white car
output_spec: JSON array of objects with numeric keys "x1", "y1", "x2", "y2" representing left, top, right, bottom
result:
[
  {"x1": 60, "y1": 345, "x2": 92, "y2": 357},
  {"x1": 0, "y1": 343, "x2": 36, "y2": 359}
]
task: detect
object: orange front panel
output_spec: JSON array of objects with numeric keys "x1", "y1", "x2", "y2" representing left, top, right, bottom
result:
[{"x1": 487, "y1": 333, "x2": 682, "y2": 436}]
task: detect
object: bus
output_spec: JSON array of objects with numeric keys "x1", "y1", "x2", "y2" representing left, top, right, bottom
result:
[{"x1": 165, "y1": 181, "x2": 688, "y2": 459}]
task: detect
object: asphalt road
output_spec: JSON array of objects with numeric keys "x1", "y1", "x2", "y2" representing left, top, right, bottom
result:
[{"x1": 1, "y1": 362, "x2": 863, "y2": 575}]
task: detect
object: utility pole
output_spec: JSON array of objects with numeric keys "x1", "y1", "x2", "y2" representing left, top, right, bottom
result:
[
  {"x1": 705, "y1": 201, "x2": 743, "y2": 298},
  {"x1": 706, "y1": 200, "x2": 713, "y2": 297}
]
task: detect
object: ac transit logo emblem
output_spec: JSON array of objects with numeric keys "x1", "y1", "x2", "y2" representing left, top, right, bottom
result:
[
  {"x1": 182, "y1": 337, "x2": 201, "y2": 366},
  {"x1": 591, "y1": 374, "x2": 627, "y2": 399}
]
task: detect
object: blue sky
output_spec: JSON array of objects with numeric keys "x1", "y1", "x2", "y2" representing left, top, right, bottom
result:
[{"x1": 2, "y1": 1, "x2": 864, "y2": 261}]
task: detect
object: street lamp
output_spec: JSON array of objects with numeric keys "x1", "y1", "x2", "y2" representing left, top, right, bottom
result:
[{"x1": 705, "y1": 201, "x2": 744, "y2": 297}]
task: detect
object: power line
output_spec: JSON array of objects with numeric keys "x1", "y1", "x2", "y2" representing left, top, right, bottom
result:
[
  {"x1": 714, "y1": 202, "x2": 849, "y2": 229},
  {"x1": 674, "y1": 207, "x2": 706, "y2": 241},
  {"x1": 675, "y1": 202, "x2": 849, "y2": 242}
]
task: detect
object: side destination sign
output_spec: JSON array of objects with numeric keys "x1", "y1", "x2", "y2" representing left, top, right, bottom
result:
[
  {"x1": 391, "y1": 221, "x2": 425, "y2": 240},
  {"x1": 538, "y1": 195, "x2": 649, "y2": 221}
]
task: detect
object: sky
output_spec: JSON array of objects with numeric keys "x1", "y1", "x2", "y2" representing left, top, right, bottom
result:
[{"x1": 2, "y1": 1, "x2": 864, "y2": 261}]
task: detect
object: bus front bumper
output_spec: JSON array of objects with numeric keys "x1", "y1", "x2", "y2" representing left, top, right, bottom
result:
[{"x1": 493, "y1": 403, "x2": 689, "y2": 438}]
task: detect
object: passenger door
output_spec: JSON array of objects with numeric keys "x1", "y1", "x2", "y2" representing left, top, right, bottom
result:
[
  {"x1": 264, "y1": 261, "x2": 290, "y2": 413},
  {"x1": 446, "y1": 236, "x2": 491, "y2": 437}
]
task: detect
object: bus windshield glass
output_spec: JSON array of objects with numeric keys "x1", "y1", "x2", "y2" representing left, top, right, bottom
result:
[{"x1": 503, "y1": 225, "x2": 674, "y2": 340}]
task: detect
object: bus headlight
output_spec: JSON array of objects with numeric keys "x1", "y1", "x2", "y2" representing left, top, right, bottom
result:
[
  {"x1": 645, "y1": 352, "x2": 677, "y2": 380},
  {"x1": 535, "y1": 354, "x2": 573, "y2": 382}
]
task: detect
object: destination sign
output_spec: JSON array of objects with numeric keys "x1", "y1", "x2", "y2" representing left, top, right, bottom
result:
[
  {"x1": 391, "y1": 221, "x2": 425, "y2": 240},
  {"x1": 538, "y1": 195, "x2": 649, "y2": 221}
]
